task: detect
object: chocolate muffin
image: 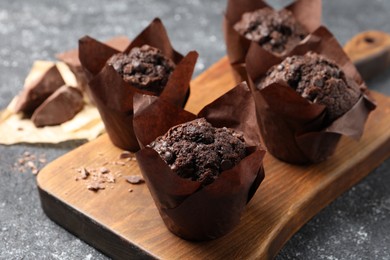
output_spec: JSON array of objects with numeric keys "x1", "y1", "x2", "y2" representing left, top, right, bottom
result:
[
  {"x1": 107, "y1": 44, "x2": 176, "y2": 94},
  {"x1": 259, "y1": 51, "x2": 361, "y2": 122},
  {"x1": 148, "y1": 118, "x2": 246, "y2": 185},
  {"x1": 234, "y1": 8, "x2": 308, "y2": 54}
]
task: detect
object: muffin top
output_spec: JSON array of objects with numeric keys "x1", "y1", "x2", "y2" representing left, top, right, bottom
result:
[
  {"x1": 148, "y1": 118, "x2": 246, "y2": 186},
  {"x1": 107, "y1": 44, "x2": 176, "y2": 94},
  {"x1": 258, "y1": 51, "x2": 361, "y2": 122},
  {"x1": 234, "y1": 7, "x2": 308, "y2": 54}
]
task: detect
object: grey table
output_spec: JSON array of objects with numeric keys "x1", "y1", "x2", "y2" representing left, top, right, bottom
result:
[{"x1": 1, "y1": 0, "x2": 389, "y2": 259}]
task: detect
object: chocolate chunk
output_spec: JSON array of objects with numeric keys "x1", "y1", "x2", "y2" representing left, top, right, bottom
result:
[
  {"x1": 31, "y1": 86, "x2": 84, "y2": 127},
  {"x1": 221, "y1": 160, "x2": 233, "y2": 171},
  {"x1": 163, "y1": 151, "x2": 174, "y2": 163},
  {"x1": 105, "y1": 173, "x2": 115, "y2": 183},
  {"x1": 99, "y1": 167, "x2": 110, "y2": 174},
  {"x1": 87, "y1": 181, "x2": 105, "y2": 191},
  {"x1": 148, "y1": 118, "x2": 246, "y2": 186},
  {"x1": 107, "y1": 44, "x2": 176, "y2": 94},
  {"x1": 234, "y1": 8, "x2": 308, "y2": 55},
  {"x1": 125, "y1": 175, "x2": 145, "y2": 184},
  {"x1": 119, "y1": 151, "x2": 133, "y2": 159},
  {"x1": 80, "y1": 167, "x2": 90, "y2": 179},
  {"x1": 15, "y1": 65, "x2": 66, "y2": 115},
  {"x1": 258, "y1": 52, "x2": 361, "y2": 122}
]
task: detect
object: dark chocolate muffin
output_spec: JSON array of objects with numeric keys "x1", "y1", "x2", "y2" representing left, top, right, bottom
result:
[
  {"x1": 234, "y1": 8, "x2": 308, "y2": 54},
  {"x1": 148, "y1": 118, "x2": 246, "y2": 185},
  {"x1": 259, "y1": 51, "x2": 361, "y2": 122},
  {"x1": 107, "y1": 44, "x2": 176, "y2": 94}
]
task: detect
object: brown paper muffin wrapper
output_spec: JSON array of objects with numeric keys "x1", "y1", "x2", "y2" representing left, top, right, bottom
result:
[
  {"x1": 223, "y1": 0, "x2": 322, "y2": 83},
  {"x1": 78, "y1": 18, "x2": 196, "y2": 151},
  {"x1": 56, "y1": 36, "x2": 130, "y2": 104},
  {"x1": 246, "y1": 26, "x2": 376, "y2": 164},
  {"x1": 133, "y1": 83, "x2": 266, "y2": 241}
]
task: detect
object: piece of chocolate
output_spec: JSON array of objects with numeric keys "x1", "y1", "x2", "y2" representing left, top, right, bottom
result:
[
  {"x1": 259, "y1": 52, "x2": 361, "y2": 122},
  {"x1": 31, "y1": 86, "x2": 84, "y2": 127},
  {"x1": 14, "y1": 65, "x2": 65, "y2": 115},
  {"x1": 87, "y1": 181, "x2": 105, "y2": 191},
  {"x1": 119, "y1": 151, "x2": 133, "y2": 159},
  {"x1": 149, "y1": 118, "x2": 246, "y2": 186},
  {"x1": 234, "y1": 8, "x2": 308, "y2": 55},
  {"x1": 107, "y1": 45, "x2": 176, "y2": 94},
  {"x1": 125, "y1": 175, "x2": 145, "y2": 184}
]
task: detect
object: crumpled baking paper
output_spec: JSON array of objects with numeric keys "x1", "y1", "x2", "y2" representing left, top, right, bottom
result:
[{"x1": 0, "y1": 60, "x2": 105, "y2": 145}]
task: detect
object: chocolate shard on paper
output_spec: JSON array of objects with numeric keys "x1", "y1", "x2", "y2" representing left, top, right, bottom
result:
[
  {"x1": 31, "y1": 85, "x2": 84, "y2": 127},
  {"x1": 223, "y1": 0, "x2": 322, "y2": 83},
  {"x1": 246, "y1": 26, "x2": 376, "y2": 164},
  {"x1": 79, "y1": 18, "x2": 197, "y2": 151},
  {"x1": 133, "y1": 82, "x2": 265, "y2": 241},
  {"x1": 14, "y1": 65, "x2": 65, "y2": 115}
]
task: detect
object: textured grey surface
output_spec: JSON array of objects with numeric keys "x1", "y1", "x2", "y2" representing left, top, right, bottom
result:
[{"x1": 0, "y1": 0, "x2": 389, "y2": 259}]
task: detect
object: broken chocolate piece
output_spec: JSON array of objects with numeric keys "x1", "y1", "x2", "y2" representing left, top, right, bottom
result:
[
  {"x1": 119, "y1": 151, "x2": 133, "y2": 159},
  {"x1": 31, "y1": 86, "x2": 84, "y2": 127},
  {"x1": 14, "y1": 65, "x2": 66, "y2": 115},
  {"x1": 80, "y1": 167, "x2": 90, "y2": 179},
  {"x1": 87, "y1": 181, "x2": 105, "y2": 191},
  {"x1": 105, "y1": 173, "x2": 115, "y2": 183},
  {"x1": 125, "y1": 175, "x2": 145, "y2": 184},
  {"x1": 99, "y1": 167, "x2": 110, "y2": 174}
]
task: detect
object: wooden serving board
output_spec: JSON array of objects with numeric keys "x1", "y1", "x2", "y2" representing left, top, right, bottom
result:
[{"x1": 37, "y1": 56, "x2": 390, "y2": 259}]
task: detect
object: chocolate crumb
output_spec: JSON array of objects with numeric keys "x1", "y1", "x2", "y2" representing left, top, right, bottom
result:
[
  {"x1": 39, "y1": 158, "x2": 46, "y2": 164},
  {"x1": 105, "y1": 173, "x2": 115, "y2": 183},
  {"x1": 114, "y1": 161, "x2": 126, "y2": 166},
  {"x1": 99, "y1": 167, "x2": 110, "y2": 174},
  {"x1": 125, "y1": 175, "x2": 145, "y2": 184},
  {"x1": 14, "y1": 151, "x2": 47, "y2": 175},
  {"x1": 80, "y1": 167, "x2": 90, "y2": 179},
  {"x1": 119, "y1": 151, "x2": 133, "y2": 159},
  {"x1": 87, "y1": 181, "x2": 105, "y2": 191}
]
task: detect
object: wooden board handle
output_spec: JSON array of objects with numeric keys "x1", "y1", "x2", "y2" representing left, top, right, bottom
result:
[{"x1": 344, "y1": 31, "x2": 390, "y2": 80}]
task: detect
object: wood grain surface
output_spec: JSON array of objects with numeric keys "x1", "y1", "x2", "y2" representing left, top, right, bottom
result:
[
  {"x1": 37, "y1": 57, "x2": 390, "y2": 259},
  {"x1": 344, "y1": 31, "x2": 390, "y2": 80}
]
